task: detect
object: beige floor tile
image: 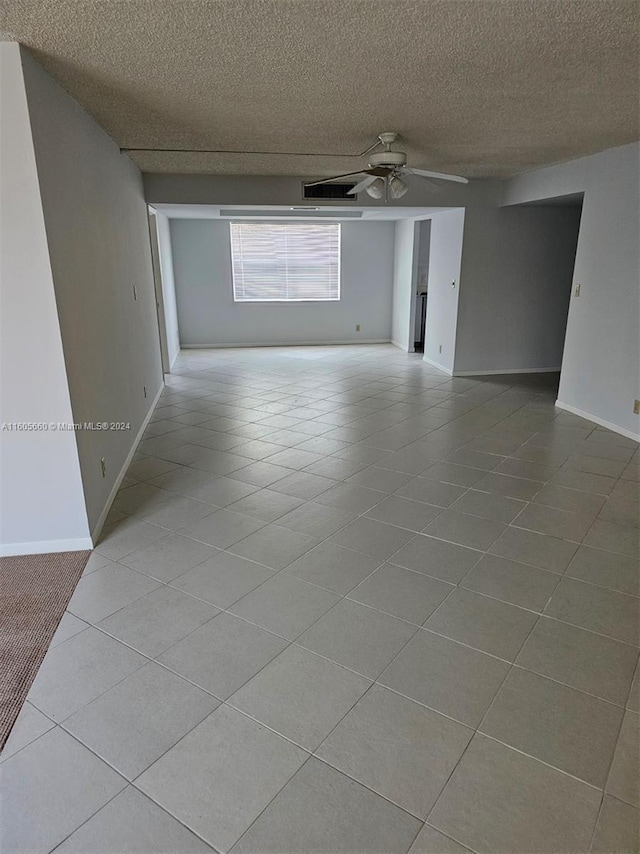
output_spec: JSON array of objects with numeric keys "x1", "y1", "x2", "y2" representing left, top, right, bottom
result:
[
  {"x1": 119, "y1": 533, "x2": 216, "y2": 582},
  {"x1": 55, "y1": 787, "x2": 214, "y2": 854},
  {"x1": 67, "y1": 562, "x2": 160, "y2": 624},
  {"x1": 228, "y1": 523, "x2": 318, "y2": 569},
  {"x1": 137, "y1": 705, "x2": 307, "y2": 853},
  {"x1": 157, "y1": 612, "x2": 288, "y2": 699},
  {"x1": 298, "y1": 598, "x2": 417, "y2": 678},
  {"x1": 231, "y1": 758, "x2": 421, "y2": 854},
  {"x1": 379, "y1": 630, "x2": 510, "y2": 727},
  {"x1": 516, "y1": 616, "x2": 638, "y2": 704},
  {"x1": 607, "y1": 711, "x2": 639, "y2": 806},
  {"x1": 396, "y1": 477, "x2": 467, "y2": 507},
  {"x1": 284, "y1": 541, "x2": 382, "y2": 594},
  {"x1": 364, "y1": 495, "x2": 442, "y2": 531},
  {"x1": 179, "y1": 508, "x2": 266, "y2": 549},
  {"x1": 461, "y1": 553, "x2": 559, "y2": 611},
  {"x1": 585, "y1": 518, "x2": 640, "y2": 559},
  {"x1": 424, "y1": 587, "x2": 538, "y2": 660},
  {"x1": 348, "y1": 563, "x2": 454, "y2": 625},
  {"x1": 450, "y1": 489, "x2": 526, "y2": 523},
  {"x1": 1, "y1": 727, "x2": 126, "y2": 854},
  {"x1": 590, "y1": 796, "x2": 640, "y2": 854},
  {"x1": 63, "y1": 662, "x2": 219, "y2": 779},
  {"x1": 274, "y1": 501, "x2": 356, "y2": 539},
  {"x1": 566, "y1": 545, "x2": 640, "y2": 596},
  {"x1": 513, "y1": 502, "x2": 595, "y2": 541},
  {"x1": 423, "y1": 510, "x2": 507, "y2": 550},
  {"x1": 27, "y1": 628, "x2": 146, "y2": 722},
  {"x1": 545, "y1": 577, "x2": 640, "y2": 646},
  {"x1": 0, "y1": 702, "x2": 55, "y2": 763},
  {"x1": 480, "y1": 668, "x2": 624, "y2": 786},
  {"x1": 408, "y1": 825, "x2": 473, "y2": 854},
  {"x1": 474, "y1": 471, "x2": 544, "y2": 500},
  {"x1": 490, "y1": 526, "x2": 578, "y2": 572},
  {"x1": 171, "y1": 550, "x2": 274, "y2": 607},
  {"x1": 329, "y1": 517, "x2": 415, "y2": 560},
  {"x1": 429, "y1": 734, "x2": 601, "y2": 854},
  {"x1": 98, "y1": 586, "x2": 219, "y2": 658},
  {"x1": 317, "y1": 685, "x2": 472, "y2": 817},
  {"x1": 390, "y1": 534, "x2": 482, "y2": 583},
  {"x1": 229, "y1": 575, "x2": 339, "y2": 640},
  {"x1": 230, "y1": 645, "x2": 370, "y2": 750}
]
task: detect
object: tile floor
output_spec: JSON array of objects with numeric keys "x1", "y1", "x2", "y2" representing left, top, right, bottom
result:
[{"x1": 3, "y1": 344, "x2": 639, "y2": 854}]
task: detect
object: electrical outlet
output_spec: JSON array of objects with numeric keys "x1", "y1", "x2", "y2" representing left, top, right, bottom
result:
[
  {"x1": 100, "y1": 458, "x2": 106, "y2": 478},
  {"x1": 634, "y1": 399, "x2": 640, "y2": 415},
  {"x1": 574, "y1": 283, "x2": 581, "y2": 297},
  {"x1": 355, "y1": 324, "x2": 361, "y2": 332},
  {"x1": 143, "y1": 385, "x2": 147, "y2": 398},
  {"x1": 439, "y1": 344, "x2": 442, "y2": 354}
]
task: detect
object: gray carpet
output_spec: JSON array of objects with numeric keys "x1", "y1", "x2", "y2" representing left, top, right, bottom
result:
[{"x1": 0, "y1": 550, "x2": 90, "y2": 750}]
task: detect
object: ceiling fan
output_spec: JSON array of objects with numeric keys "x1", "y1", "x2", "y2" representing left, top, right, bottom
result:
[{"x1": 304, "y1": 132, "x2": 468, "y2": 200}]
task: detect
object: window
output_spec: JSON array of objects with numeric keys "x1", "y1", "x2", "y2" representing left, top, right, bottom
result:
[{"x1": 230, "y1": 222, "x2": 340, "y2": 302}]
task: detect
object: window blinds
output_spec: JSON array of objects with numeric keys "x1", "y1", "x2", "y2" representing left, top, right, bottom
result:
[{"x1": 230, "y1": 222, "x2": 341, "y2": 302}]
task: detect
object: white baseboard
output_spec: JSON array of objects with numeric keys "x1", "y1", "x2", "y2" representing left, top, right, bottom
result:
[
  {"x1": 181, "y1": 339, "x2": 391, "y2": 349},
  {"x1": 555, "y1": 399, "x2": 640, "y2": 443},
  {"x1": 0, "y1": 537, "x2": 94, "y2": 557},
  {"x1": 422, "y1": 356, "x2": 453, "y2": 375},
  {"x1": 452, "y1": 367, "x2": 562, "y2": 376},
  {"x1": 90, "y1": 382, "x2": 164, "y2": 545}
]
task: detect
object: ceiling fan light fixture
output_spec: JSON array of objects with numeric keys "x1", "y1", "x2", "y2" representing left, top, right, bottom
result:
[
  {"x1": 389, "y1": 175, "x2": 409, "y2": 199},
  {"x1": 365, "y1": 177, "x2": 385, "y2": 199}
]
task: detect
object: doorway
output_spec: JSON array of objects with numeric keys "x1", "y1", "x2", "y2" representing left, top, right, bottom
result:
[
  {"x1": 516, "y1": 194, "x2": 584, "y2": 397},
  {"x1": 414, "y1": 220, "x2": 431, "y2": 352}
]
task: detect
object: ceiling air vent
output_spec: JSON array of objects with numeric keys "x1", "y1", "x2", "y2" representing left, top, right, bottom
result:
[{"x1": 303, "y1": 182, "x2": 357, "y2": 200}]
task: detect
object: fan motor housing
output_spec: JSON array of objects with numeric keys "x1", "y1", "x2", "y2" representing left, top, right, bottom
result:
[{"x1": 369, "y1": 151, "x2": 407, "y2": 168}]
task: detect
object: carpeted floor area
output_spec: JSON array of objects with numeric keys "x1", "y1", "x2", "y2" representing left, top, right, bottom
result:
[{"x1": 0, "y1": 550, "x2": 91, "y2": 750}]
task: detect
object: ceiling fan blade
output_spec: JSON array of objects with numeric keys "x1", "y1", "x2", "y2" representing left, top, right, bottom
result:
[
  {"x1": 304, "y1": 171, "x2": 368, "y2": 188},
  {"x1": 305, "y1": 166, "x2": 391, "y2": 188},
  {"x1": 347, "y1": 175, "x2": 379, "y2": 195},
  {"x1": 404, "y1": 167, "x2": 469, "y2": 184}
]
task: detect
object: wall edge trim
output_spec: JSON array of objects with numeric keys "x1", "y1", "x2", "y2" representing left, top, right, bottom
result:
[
  {"x1": 422, "y1": 356, "x2": 453, "y2": 375},
  {"x1": 555, "y1": 399, "x2": 640, "y2": 443},
  {"x1": 0, "y1": 537, "x2": 94, "y2": 557},
  {"x1": 89, "y1": 382, "x2": 164, "y2": 545},
  {"x1": 180, "y1": 339, "x2": 391, "y2": 349},
  {"x1": 452, "y1": 366, "x2": 562, "y2": 376}
]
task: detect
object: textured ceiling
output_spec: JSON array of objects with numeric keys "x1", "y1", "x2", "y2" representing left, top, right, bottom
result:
[{"x1": 2, "y1": 0, "x2": 638, "y2": 177}]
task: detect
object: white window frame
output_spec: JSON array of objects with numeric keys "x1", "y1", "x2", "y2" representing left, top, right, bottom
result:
[{"x1": 229, "y1": 221, "x2": 341, "y2": 303}]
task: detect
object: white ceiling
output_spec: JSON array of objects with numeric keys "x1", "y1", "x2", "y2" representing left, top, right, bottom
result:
[{"x1": 3, "y1": 1, "x2": 638, "y2": 178}]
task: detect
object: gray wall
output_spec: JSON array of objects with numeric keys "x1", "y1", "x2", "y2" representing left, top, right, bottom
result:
[
  {"x1": 502, "y1": 143, "x2": 639, "y2": 438},
  {"x1": 0, "y1": 43, "x2": 90, "y2": 553},
  {"x1": 170, "y1": 219, "x2": 395, "y2": 346},
  {"x1": 21, "y1": 47, "x2": 164, "y2": 534},
  {"x1": 454, "y1": 206, "x2": 582, "y2": 374}
]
